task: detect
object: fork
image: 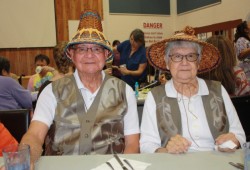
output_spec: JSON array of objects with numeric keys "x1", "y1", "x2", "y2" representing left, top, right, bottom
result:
[
  {"x1": 106, "y1": 162, "x2": 114, "y2": 170},
  {"x1": 123, "y1": 159, "x2": 134, "y2": 170}
]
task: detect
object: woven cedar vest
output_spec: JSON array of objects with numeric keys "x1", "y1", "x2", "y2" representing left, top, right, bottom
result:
[
  {"x1": 44, "y1": 74, "x2": 127, "y2": 155},
  {"x1": 151, "y1": 80, "x2": 229, "y2": 147}
]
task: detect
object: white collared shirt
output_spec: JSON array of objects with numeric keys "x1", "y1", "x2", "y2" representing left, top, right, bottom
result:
[
  {"x1": 140, "y1": 77, "x2": 246, "y2": 153},
  {"x1": 33, "y1": 70, "x2": 140, "y2": 136}
]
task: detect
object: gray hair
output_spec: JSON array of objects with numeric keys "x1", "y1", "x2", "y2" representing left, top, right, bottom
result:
[{"x1": 164, "y1": 41, "x2": 202, "y2": 64}]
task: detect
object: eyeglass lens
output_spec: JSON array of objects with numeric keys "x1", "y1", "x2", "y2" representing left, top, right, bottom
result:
[{"x1": 169, "y1": 53, "x2": 199, "y2": 62}]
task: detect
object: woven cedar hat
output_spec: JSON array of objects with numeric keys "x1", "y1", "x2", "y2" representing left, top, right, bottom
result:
[
  {"x1": 146, "y1": 26, "x2": 221, "y2": 73},
  {"x1": 65, "y1": 10, "x2": 112, "y2": 60}
]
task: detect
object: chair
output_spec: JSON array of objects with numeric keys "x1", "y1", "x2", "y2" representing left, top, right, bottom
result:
[
  {"x1": 19, "y1": 75, "x2": 32, "y2": 89},
  {"x1": 231, "y1": 95, "x2": 250, "y2": 142},
  {"x1": 0, "y1": 109, "x2": 31, "y2": 142}
]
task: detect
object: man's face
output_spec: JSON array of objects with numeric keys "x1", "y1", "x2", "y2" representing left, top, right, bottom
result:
[
  {"x1": 35, "y1": 59, "x2": 48, "y2": 75},
  {"x1": 35, "y1": 59, "x2": 48, "y2": 67},
  {"x1": 69, "y1": 43, "x2": 109, "y2": 74}
]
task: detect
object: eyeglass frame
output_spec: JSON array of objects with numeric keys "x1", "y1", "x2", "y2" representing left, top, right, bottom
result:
[
  {"x1": 71, "y1": 45, "x2": 105, "y2": 55},
  {"x1": 168, "y1": 53, "x2": 200, "y2": 62}
]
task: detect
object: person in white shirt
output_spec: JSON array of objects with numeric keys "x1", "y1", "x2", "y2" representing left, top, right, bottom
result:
[
  {"x1": 15, "y1": 10, "x2": 140, "y2": 169},
  {"x1": 140, "y1": 26, "x2": 246, "y2": 154}
]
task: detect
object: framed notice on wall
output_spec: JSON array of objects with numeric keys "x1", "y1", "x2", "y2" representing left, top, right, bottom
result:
[
  {"x1": 177, "y1": 0, "x2": 221, "y2": 15},
  {"x1": 109, "y1": 0, "x2": 170, "y2": 15}
]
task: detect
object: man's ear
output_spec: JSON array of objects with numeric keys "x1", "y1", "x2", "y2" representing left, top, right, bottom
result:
[
  {"x1": 166, "y1": 65, "x2": 169, "y2": 70},
  {"x1": 66, "y1": 48, "x2": 74, "y2": 60},
  {"x1": 105, "y1": 49, "x2": 110, "y2": 59},
  {"x1": 1, "y1": 70, "x2": 8, "y2": 76}
]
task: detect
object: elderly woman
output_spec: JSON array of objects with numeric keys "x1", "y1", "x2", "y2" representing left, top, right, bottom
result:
[
  {"x1": 16, "y1": 10, "x2": 139, "y2": 168},
  {"x1": 140, "y1": 26, "x2": 246, "y2": 154}
]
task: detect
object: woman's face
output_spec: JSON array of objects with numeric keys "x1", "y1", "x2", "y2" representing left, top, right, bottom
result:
[
  {"x1": 130, "y1": 35, "x2": 142, "y2": 50},
  {"x1": 167, "y1": 47, "x2": 199, "y2": 84}
]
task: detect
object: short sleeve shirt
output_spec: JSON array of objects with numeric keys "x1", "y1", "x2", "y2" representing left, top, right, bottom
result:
[{"x1": 117, "y1": 40, "x2": 147, "y2": 89}]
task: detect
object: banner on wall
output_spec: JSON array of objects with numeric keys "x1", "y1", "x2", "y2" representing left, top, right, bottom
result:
[{"x1": 141, "y1": 20, "x2": 165, "y2": 47}]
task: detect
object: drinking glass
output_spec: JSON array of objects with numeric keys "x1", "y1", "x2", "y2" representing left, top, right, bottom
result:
[
  {"x1": 2, "y1": 144, "x2": 30, "y2": 170},
  {"x1": 243, "y1": 142, "x2": 250, "y2": 170}
]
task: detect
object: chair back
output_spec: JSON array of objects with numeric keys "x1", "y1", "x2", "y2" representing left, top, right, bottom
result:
[
  {"x1": 231, "y1": 95, "x2": 250, "y2": 142},
  {"x1": 0, "y1": 109, "x2": 30, "y2": 142},
  {"x1": 19, "y1": 75, "x2": 32, "y2": 89}
]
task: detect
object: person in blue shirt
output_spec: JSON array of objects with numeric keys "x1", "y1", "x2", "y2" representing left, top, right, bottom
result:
[
  {"x1": 113, "y1": 29, "x2": 147, "y2": 89},
  {"x1": 0, "y1": 56, "x2": 32, "y2": 110}
]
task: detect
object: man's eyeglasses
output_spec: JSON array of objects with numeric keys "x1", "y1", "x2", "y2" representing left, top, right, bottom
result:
[
  {"x1": 73, "y1": 46, "x2": 104, "y2": 54},
  {"x1": 169, "y1": 53, "x2": 199, "y2": 62}
]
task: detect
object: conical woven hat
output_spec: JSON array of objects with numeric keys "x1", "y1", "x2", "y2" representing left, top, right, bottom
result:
[
  {"x1": 65, "y1": 10, "x2": 112, "y2": 60},
  {"x1": 147, "y1": 26, "x2": 221, "y2": 73}
]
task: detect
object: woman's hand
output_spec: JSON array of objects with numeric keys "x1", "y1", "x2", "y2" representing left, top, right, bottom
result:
[
  {"x1": 104, "y1": 68, "x2": 112, "y2": 75},
  {"x1": 215, "y1": 133, "x2": 239, "y2": 152},
  {"x1": 117, "y1": 67, "x2": 130, "y2": 75},
  {"x1": 165, "y1": 134, "x2": 191, "y2": 154}
]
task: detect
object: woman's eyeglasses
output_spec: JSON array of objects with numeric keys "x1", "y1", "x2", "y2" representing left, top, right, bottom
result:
[{"x1": 169, "y1": 53, "x2": 199, "y2": 62}]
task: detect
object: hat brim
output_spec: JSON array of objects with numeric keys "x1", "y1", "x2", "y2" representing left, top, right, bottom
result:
[
  {"x1": 147, "y1": 37, "x2": 221, "y2": 74},
  {"x1": 65, "y1": 28, "x2": 113, "y2": 61}
]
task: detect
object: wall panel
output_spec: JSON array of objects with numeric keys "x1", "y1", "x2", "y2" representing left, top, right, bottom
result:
[{"x1": 0, "y1": 0, "x2": 103, "y2": 76}]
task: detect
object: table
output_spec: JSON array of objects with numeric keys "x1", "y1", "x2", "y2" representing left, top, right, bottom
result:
[{"x1": 0, "y1": 150, "x2": 244, "y2": 170}]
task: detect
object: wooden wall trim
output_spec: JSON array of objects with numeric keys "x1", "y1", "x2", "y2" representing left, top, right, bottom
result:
[
  {"x1": 194, "y1": 19, "x2": 242, "y2": 34},
  {"x1": 0, "y1": 0, "x2": 103, "y2": 76}
]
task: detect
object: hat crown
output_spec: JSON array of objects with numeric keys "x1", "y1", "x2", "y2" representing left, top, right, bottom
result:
[
  {"x1": 77, "y1": 10, "x2": 103, "y2": 32},
  {"x1": 174, "y1": 26, "x2": 196, "y2": 38}
]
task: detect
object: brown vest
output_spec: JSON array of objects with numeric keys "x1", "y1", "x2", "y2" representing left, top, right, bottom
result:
[
  {"x1": 45, "y1": 74, "x2": 127, "y2": 155},
  {"x1": 151, "y1": 80, "x2": 229, "y2": 147}
]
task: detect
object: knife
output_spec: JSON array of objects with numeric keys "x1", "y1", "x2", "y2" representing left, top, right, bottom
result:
[
  {"x1": 229, "y1": 162, "x2": 244, "y2": 169},
  {"x1": 114, "y1": 154, "x2": 128, "y2": 170}
]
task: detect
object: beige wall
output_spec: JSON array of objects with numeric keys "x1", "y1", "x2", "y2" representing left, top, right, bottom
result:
[
  {"x1": 103, "y1": 0, "x2": 176, "y2": 45},
  {"x1": 103, "y1": 0, "x2": 250, "y2": 44},
  {"x1": 176, "y1": 0, "x2": 250, "y2": 30}
]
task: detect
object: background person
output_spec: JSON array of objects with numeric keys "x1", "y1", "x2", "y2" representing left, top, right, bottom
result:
[
  {"x1": 114, "y1": 29, "x2": 147, "y2": 89},
  {"x1": 200, "y1": 35, "x2": 250, "y2": 96},
  {"x1": 0, "y1": 56, "x2": 32, "y2": 110},
  {"x1": 140, "y1": 26, "x2": 245, "y2": 154},
  {"x1": 0, "y1": 122, "x2": 18, "y2": 156},
  {"x1": 111, "y1": 40, "x2": 121, "y2": 78},
  {"x1": 234, "y1": 21, "x2": 250, "y2": 85},
  {"x1": 19, "y1": 10, "x2": 139, "y2": 168},
  {"x1": 37, "y1": 41, "x2": 75, "y2": 98},
  {"x1": 27, "y1": 54, "x2": 53, "y2": 96}
]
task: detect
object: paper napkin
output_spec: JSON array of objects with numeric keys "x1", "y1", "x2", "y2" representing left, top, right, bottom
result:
[
  {"x1": 91, "y1": 157, "x2": 151, "y2": 170},
  {"x1": 214, "y1": 140, "x2": 237, "y2": 151}
]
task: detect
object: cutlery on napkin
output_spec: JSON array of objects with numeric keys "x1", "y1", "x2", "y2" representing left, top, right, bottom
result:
[{"x1": 91, "y1": 157, "x2": 151, "y2": 170}]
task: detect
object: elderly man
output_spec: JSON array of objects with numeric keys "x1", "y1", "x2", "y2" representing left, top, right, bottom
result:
[
  {"x1": 11, "y1": 10, "x2": 139, "y2": 169},
  {"x1": 140, "y1": 26, "x2": 246, "y2": 154}
]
